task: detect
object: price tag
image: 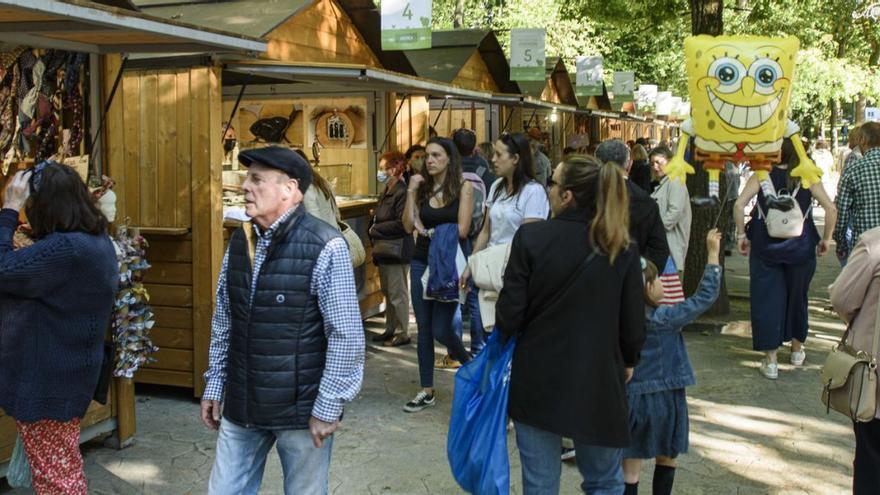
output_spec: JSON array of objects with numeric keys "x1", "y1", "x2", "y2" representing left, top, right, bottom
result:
[{"x1": 381, "y1": 0, "x2": 432, "y2": 50}]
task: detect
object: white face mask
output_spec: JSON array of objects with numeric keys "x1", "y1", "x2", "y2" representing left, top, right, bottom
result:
[{"x1": 377, "y1": 171, "x2": 390, "y2": 183}]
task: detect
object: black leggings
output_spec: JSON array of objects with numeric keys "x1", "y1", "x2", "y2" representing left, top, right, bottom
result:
[{"x1": 854, "y1": 418, "x2": 880, "y2": 494}]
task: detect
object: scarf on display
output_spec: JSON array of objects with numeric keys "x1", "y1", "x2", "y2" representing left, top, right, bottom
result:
[
  {"x1": 0, "y1": 64, "x2": 19, "y2": 157},
  {"x1": 91, "y1": 175, "x2": 116, "y2": 200}
]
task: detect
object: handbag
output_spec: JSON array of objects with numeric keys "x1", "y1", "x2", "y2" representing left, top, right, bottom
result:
[
  {"x1": 820, "y1": 285, "x2": 880, "y2": 422},
  {"x1": 371, "y1": 238, "x2": 404, "y2": 260},
  {"x1": 759, "y1": 188, "x2": 812, "y2": 239},
  {"x1": 339, "y1": 220, "x2": 366, "y2": 268}
]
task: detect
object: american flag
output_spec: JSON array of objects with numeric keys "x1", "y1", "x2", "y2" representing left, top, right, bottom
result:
[{"x1": 659, "y1": 257, "x2": 685, "y2": 305}]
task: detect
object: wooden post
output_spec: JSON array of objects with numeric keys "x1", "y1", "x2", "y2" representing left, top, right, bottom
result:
[
  {"x1": 190, "y1": 66, "x2": 224, "y2": 397},
  {"x1": 113, "y1": 378, "x2": 136, "y2": 446}
]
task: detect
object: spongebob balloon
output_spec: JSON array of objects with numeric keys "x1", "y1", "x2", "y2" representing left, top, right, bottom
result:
[{"x1": 664, "y1": 35, "x2": 823, "y2": 199}]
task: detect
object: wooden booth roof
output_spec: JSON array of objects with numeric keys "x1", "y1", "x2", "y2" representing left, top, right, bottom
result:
[
  {"x1": 137, "y1": 0, "x2": 383, "y2": 67},
  {"x1": 0, "y1": 0, "x2": 267, "y2": 53},
  {"x1": 399, "y1": 30, "x2": 519, "y2": 94},
  {"x1": 517, "y1": 57, "x2": 577, "y2": 108}
]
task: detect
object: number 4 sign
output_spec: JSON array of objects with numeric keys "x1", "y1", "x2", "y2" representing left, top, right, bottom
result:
[{"x1": 381, "y1": 0, "x2": 432, "y2": 50}]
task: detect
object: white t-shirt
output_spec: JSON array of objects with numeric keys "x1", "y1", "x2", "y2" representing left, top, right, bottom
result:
[{"x1": 485, "y1": 179, "x2": 550, "y2": 246}]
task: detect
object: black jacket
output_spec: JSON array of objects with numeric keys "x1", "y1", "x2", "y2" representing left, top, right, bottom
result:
[
  {"x1": 629, "y1": 159, "x2": 653, "y2": 194},
  {"x1": 497, "y1": 208, "x2": 645, "y2": 447},
  {"x1": 369, "y1": 179, "x2": 414, "y2": 264},
  {"x1": 224, "y1": 209, "x2": 340, "y2": 429},
  {"x1": 628, "y1": 181, "x2": 670, "y2": 270}
]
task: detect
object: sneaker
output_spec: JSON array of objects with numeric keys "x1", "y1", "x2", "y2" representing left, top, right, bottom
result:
[
  {"x1": 791, "y1": 349, "x2": 806, "y2": 366},
  {"x1": 760, "y1": 359, "x2": 778, "y2": 380},
  {"x1": 435, "y1": 355, "x2": 462, "y2": 369},
  {"x1": 403, "y1": 391, "x2": 435, "y2": 412},
  {"x1": 561, "y1": 447, "x2": 577, "y2": 462}
]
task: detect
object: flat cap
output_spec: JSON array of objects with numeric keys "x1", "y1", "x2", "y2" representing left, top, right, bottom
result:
[{"x1": 238, "y1": 146, "x2": 313, "y2": 193}]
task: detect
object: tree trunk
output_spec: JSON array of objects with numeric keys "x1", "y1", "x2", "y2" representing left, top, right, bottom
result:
[
  {"x1": 689, "y1": 0, "x2": 723, "y2": 36},
  {"x1": 453, "y1": 0, "x2": 465, "y2": 28},
  {"x1": 830, "y1": 99, "x2": 840, "y2": 150},
  {"x1": 857, "y1": 95, "x2": 866, "y2": 125},
  {"x1": 682, "y1": 0, "x2": 728, "y2": 316}
]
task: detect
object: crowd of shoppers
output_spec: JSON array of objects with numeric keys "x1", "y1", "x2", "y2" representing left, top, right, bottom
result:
[{"x1": 4, "y1": 122, "x2": 874, "y2": 494}]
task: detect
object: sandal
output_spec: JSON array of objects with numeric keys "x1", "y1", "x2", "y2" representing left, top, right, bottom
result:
[{"x1": 384, "y1": 335, "x2": 411, "y2": 347}]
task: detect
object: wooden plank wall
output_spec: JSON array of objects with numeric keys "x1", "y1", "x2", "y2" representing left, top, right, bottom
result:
[
  {"x1": 430, "y1": 108, "x2": 487, "y2": 143},
  {"x1": 265, "y1": 0, "x2": 381, "y2": 67},
  {"x1": 105, "y1": 60, "x2": 223, "y2": 396},
  {"x1": 394, "y1": 96, "x2": 428, "y2": 154},
  {"x1": 452, "y1": 52, "x2": 501, "y2": 94},
  {"x1": 223, "y1": 96, "x2": 371, "y2": 195}
]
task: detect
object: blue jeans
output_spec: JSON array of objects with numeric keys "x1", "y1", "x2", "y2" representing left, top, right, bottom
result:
[
  {"x1": 515, "y1": 421, "x2": 624, "y2": 495},
  {"x1": 456, "y1": 239, "x2": 486, "y2": 354},
  {"x1": 208, "y1": 419, "x2": 333, "y2": 495},
  {"x1": 410, "y1": 259, "x2": 471, "y2": 388}
]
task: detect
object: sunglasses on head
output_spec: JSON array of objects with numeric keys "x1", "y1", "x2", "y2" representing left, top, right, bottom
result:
[{"x1": 29, "y1": 160, "x2": 50, "y2": 193}]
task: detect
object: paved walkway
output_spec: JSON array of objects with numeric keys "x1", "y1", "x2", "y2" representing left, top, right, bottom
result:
[{"x1": 1, "y1": 218, "x2": 857, "y2": 494}]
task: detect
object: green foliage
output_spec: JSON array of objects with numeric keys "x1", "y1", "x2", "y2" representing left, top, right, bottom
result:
[{"x1": 423, "y1": 0, "x2": 879, "y2": 128}]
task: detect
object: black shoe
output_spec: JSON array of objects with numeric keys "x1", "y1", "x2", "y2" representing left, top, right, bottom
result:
[
  {"x1": 561, "y1": 447, "x2": 576, "y2": 462},
  {"x1": 403, "y1": 391, "x2": 435, "y2": 412},
  {"x1": 372, "y1": 333, "x2": 394, "y2": 343},
  {"x1": 691, "y1": 195, "x2": 719, "y2": 208}
]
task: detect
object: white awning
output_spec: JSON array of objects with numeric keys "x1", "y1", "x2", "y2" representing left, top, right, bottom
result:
[
  {"x1": 225, "y1": 62, "x2": 494, "y2": 101},
  {"x1": 0, "y1": 0, "x2": 266, "y2": 54}
]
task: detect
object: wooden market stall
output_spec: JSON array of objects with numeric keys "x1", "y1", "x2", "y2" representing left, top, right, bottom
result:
[
  {"x1": 0, "y1": 0, "x2": 265, "y2": 475},
  {"x1": 396, "y1": 29, "x2": 519, "y2": 142},
  {"x1": 114, "y1": 0, "x2": 495, "y2": 396},
  {"x1": 512, "y1": 58, "x2": 579, "y2": 163}
]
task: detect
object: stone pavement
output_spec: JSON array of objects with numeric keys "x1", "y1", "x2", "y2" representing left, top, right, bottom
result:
[{"x1": 1, "y1": 217, "x2": 857, "y2": 494}]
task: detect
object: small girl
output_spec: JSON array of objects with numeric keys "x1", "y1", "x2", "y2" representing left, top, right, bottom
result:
[{"x1": 623, "y1": 229, "x2": 723, "y2": 495}]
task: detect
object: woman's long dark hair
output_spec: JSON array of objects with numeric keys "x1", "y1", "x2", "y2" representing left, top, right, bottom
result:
[
  {"x1": 493, "y1": 132, "x2": 535, "y2": 202},
  {"x1": 26, "y1": 161, "x2": 108, "y2": 238},
  {"x1": 417, "y1": 137, "x2": 463, "y2": 207}
]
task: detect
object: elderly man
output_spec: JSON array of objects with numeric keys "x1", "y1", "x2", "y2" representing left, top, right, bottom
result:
[
  {"x1": 527, "y1": 127, "x2": 552, "y2": 187},
  {"x1": 201, "y1": 146, "x2": 365, "y2": 494},
  {"x1": 835, "y1": 122, "x2": 880, "y2": 265},
  {"x1": 596, "y1": 139, "x2": 670, "y2": 270}
]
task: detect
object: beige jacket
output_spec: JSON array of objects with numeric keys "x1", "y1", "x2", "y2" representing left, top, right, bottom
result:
[
  {"x1": 303, "y1": 187, "x2": 341, "y2": 231},
  {"x1": 651, "y1": 176, "x2": 692, "y2": 270},
  {"x1": 467, "y1": 242, "x2": 512, "y2": 330},
  {"x1": 830, "y1": 226, "x2": 880, "y2": 417}
]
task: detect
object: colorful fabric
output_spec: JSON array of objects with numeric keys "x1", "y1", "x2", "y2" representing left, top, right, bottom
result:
[
  {"x1": 659, "y1": 257, "x2": 685, "y2": 305},
  {"x1": 15, "y1": 418, "x2": 87, "y2": 495}
]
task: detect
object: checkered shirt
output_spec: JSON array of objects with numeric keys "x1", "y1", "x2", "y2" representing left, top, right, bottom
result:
[
  {"x1": 834, "y1": 148, "x2": 880, "y2": 250},
  {"x1": 203, "y1": 207, "x2": 365, "y2": 423}
]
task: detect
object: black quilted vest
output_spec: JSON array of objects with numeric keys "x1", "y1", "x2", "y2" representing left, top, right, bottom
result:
[{"x1": 223, "y1": 208, "x2": 342, "y2": 429}]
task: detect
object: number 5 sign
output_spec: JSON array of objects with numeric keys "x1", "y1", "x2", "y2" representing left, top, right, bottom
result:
[
  {"x1": 510, "y1": 29, "x2": 546, "y2": 81},
  {"x1": 381, "y1": 0, "x2": 432, "y2": 50}
]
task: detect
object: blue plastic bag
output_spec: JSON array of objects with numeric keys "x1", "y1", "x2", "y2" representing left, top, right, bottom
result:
[
  {"x1": 7, "y1": 434, "x2": 32, "y2": 488},
  {"x1": 448, "y1": 330, "x2": 515, "y2": 495}
]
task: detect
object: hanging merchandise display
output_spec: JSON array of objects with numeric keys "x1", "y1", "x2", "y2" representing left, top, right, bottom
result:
[
  {"x1": 111, "y1": 223, "x2": 159, "y2": 378},
  {"x1": 664, "y1": 35, "x2": 822, "y2": 199},
  {"x1": 0, "y1": 47, "x2": 88, "y2": 166}
]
